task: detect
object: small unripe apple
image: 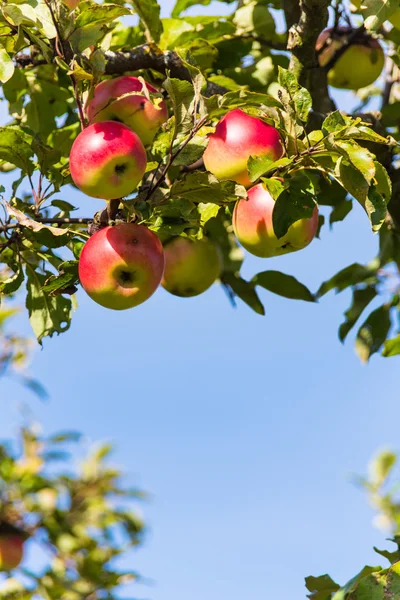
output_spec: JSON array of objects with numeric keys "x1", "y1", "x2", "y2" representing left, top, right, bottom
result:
[
  {"x1": 79, "y1": 223, "x2": 165, "y2": 310},
  {"x1": 0, "y1": 535, "x2": 24, "y2": 570},
  {"x1": 233, "y1": 183, "x2": 319, "y2": 258},
  {"x1": 69, "y1": 121, "x2": 147, "y2": 200},
  {"x1": 162, "y1": 237, "x2": 221, "y2": 297},
  {"x1": 203, "y1": 109, "x2": 284, "y2": 188},
  {"x1": 64, "y1": 0, "x2": 79, "y2": 9},
  {"x1": 86, "y1": 77, "x2": 168, "y2": 147},
  {"x1": 316, "y1": 27, "x2": 384, "y2": 90}
]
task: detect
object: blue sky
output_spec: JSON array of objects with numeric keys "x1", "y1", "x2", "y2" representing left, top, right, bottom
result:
[{"x1": 1, "y1": 2, "x2": 399, "y2": 599}]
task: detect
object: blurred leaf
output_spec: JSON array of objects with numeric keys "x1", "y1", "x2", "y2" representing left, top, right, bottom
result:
[
  {"x1": 339, "y1": 286, "x2": 377, "y2": 342},
  {"x1": 130, "y1": 0, "x2": 163, "y2": 42},
  {"x1": 306, "y1": 574, "x2": 340, "y2": 600},
  {"x1": 317, "y1": 264, "x2": 377, "y2": 297},
  {"x1": 222, "y1": 272, "x2": 265, "y2": 315},
  {"x1": 25, "y1": 266, "x2": 72, "y2": 344},
  {"x1": 355, "y1": 305, "x2": 392, "y2": 363},
  {"x1": 0, "y1": 47, "x2": 14, "y2": 84},
  {"x1": 252, "y1": 271, "x2": 315, "y2": 302},
  {"x1": 382, "y1": 334, "x2": 400, "y2": 357}
]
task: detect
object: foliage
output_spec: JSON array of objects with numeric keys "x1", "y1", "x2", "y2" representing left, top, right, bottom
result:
[
  {"x1": 0, "y1": 426, "x2": 145, "y2": 598},
  {"x1": 306, "y1": 448, "x2": 400, "y2": 599},
  {"x1": 0, "y1": 2, "x2": 400, "y2": 358}
]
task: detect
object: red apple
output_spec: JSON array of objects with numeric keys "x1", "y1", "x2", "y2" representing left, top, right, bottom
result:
[
  {"x1": 233, "y1": 182, "x2": 318, "y2": 258},
  {"x1": 79, "y1": 223, "x2": 165, "y2": 310},
  {"x1": 203, "y1": 109, "x2": 284, "y2": 188},
  {"x1": 162, "y1": 237, "x2": 221, "y2": 297},
  {"x1": 0, "y1": 535, "x2": 24, "y2": 570},
  {"x1": 69, "y1": 121, "x2": 147, "y2": 200},
  {"x1": 316, "y1": 27, "x2": 384, "y2": 90},
  {"x1": 86, "y1": 76, "x2": 168, "y2": 147}
]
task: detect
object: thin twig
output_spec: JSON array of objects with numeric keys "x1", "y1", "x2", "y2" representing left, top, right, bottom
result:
[
  {"x1": 1, "y1": 217, "x2": 92, "y2": 233},
  {"x1": 146, "y1": 116, "x2": 209, "y2": 201}
]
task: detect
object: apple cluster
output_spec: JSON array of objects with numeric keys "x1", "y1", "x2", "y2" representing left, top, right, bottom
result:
[{"x1": 70, "y1": 77, "x2": 321, "y2": 311}]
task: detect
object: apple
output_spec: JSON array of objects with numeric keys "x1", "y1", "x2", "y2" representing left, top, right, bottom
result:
[
  {"x1": 316, "y1": 27, "x2": 384, "y2": 90},
  {"x1": 233, "y1": 182, "x2": 319, "y2": 258},
  {"x1": 352, "y1": 0, "x2": 400, "y2": 29},
  {"x1": 203, "y1": 109, "x2": 284, "y2": 188},
  {"x1": 86, "y1": 76, "x2": 168, "y2": 147},
  {"x1": 79, "y1": 223, "x2": 165, "y2": 310},
  {"x1": 64, "y1": 0, "x2": 79, "y2": 9},
  {"x1": 162, "y1": 237, "x2": 221, "y2": 297},
  {"x1": 0, "y1": 535, "x2": 24, "y2": 570},
  {"x1": 69, "y1": 121, "x2": 147, "y2": 200}
]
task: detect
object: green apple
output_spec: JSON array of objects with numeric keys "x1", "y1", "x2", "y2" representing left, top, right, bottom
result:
[{"x1": 162, "y1": 237, "x2": 221, "y2": 297}]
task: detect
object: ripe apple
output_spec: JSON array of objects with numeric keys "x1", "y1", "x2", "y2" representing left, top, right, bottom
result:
[
  {"x1": 86, "y1": 76, "x2": 168, "y2": 147},
  {"x1": 0, "y1": 535, "x2": 24, "y2": 570},
  {"x1": 233, "y1": 182, "x2": 319, "y2": 258},
  {"x1": 203, "y1": 109, "x2": 284, "y2": 188},
  {"x1": 316, "y1": 27, "x2": 384, "y2": 90},
  {"x1": 69, "y1": 121, "x2": 147, "y2": 200},
  {"x1": 162, "y1": 237, "x2": 221, "y2": 297},
  {"x1": 79, "y1": 223, "x2": 165, "y2": 310},
  {"x1": 64, "y1": 0, "x2": 79, "y2": 9}
]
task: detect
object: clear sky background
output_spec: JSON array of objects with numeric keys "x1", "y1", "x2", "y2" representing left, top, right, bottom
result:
[{"x1": 1, "y1": 2, "x2": 400, "y2": 599}]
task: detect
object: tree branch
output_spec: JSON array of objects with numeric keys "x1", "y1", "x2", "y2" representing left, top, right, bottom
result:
[
  {"x1": 282, "y1": 0, "x2": 301, "y2": 30},
  {"x1": 286, "y1": 0, "x2": 334, "y2": 113},
  {"x1": 1, "y1": 217, "x2": 92, "y2": 233},
  {"x1": 104, "y1": 45, "x2": 229, "y2": 96}
]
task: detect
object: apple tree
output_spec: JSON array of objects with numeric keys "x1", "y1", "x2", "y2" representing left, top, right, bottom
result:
[
  {"x1": 0, "y1": 0, "x2": 400, "y2": 359},
  {"x1": 0, "y1": 425, "x2": 145, "y2": 598}
]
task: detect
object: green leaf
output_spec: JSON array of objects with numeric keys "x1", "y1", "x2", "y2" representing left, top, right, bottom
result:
[
  {"x1": 355, "y1": 305, "x2": 392, "y2": 363},
  {"x1": 332, "y1": 566, "x2": 383, "y2": 600},
  {"x1": 339, "y1": 286, "x2": 377, "y2": 342},
  {"x1": 335, "y1": 140, "x2": 376, "y2": 184},
  {"x1": 171, "y1": 172, "x2": 246, "y2": 205},
  {"x1": 365, "y1": 187, "x2": 387, "y2": 232},
  {"x1": 197, "y1": 202, "x2": 220, "y2": 226},
  {"x1": 233, "y1": 1, "x2": 275, "y2": 37},
  {"x1": 69, "y1": 23, "x2": 106, "y2": 53},
  {"x1": 75, "y1": 3, "x2": 131, "y2": 27},
  {"x1": 336, "y1": 158, "x2": 369, "y2": 203},
  {"x1": 272, "y1": 183, "x2": 317, "y2": 239},
  {"x1": 278, "y1": 67, "x2": 312, "y2": 122},
  {"x1": 330, "y1": 198, "x2": 353, "y2": 226},
  {"x1": 25, "y1": 265, "x2": 72, "y2": 344},
  {"x1": 361, "y1": 0, "x2": 400, "y2": 30},
  {"x1": 382, "y1": 334, "x2": 400, "y2": 357},
  {"x1": 0, "y1": 264, "x2": 24, "y2": 295},
  {"x1": 369, "y1": 450, "x2": 397, "y2": 487},
  {"x1": 322, "y1": 110, "x2": 347, "y2": 135},
  {"x1": 248, "y1": 156, "x2": 293, "y2": 183},
  {"x1": 0, "y1": 47, "x2": 14, "y2": 84},
  {"x1": 374, "y1": 162, "x2": 392, "y2": 204},
  {"x1": 129, "y1": 0, "x2": 163, "y2": 43},
  {"x1": 163, "y1": 77, "x2": 195, "y2": 141},
  {"x1": 42, "y1": 261, "x2": 79, "y2": 296},
  {"x1": 172, "y1": 0, "x2": 213, "y2": 17},
  {"x1": 252, "y1": 271, "x2": 315, "y2": 302},
  {"x1": 32, "y1": 137, "x2": 61, "y2": 174},
  {"x1": 305, "y1": 574, "x2": 340, "y2": 600},
  {"x1": 0, "y1": 126, "x2": 34, "y2": 174},
  {"x1": 222, "y1": 272, "x2": 265, "y2": 315},
  {"x1": 317, "y1": 263, "x2": 377, "y2": 297}
]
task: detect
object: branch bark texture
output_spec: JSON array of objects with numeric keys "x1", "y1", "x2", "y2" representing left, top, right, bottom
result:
[{"x1": 284, "y1": 0, "x2": 334, "y2": 113}]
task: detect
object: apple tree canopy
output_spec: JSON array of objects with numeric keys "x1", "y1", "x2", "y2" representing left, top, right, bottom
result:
[{"x1": 0, "y1": 0, "x2": 399, "y2": 363}]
